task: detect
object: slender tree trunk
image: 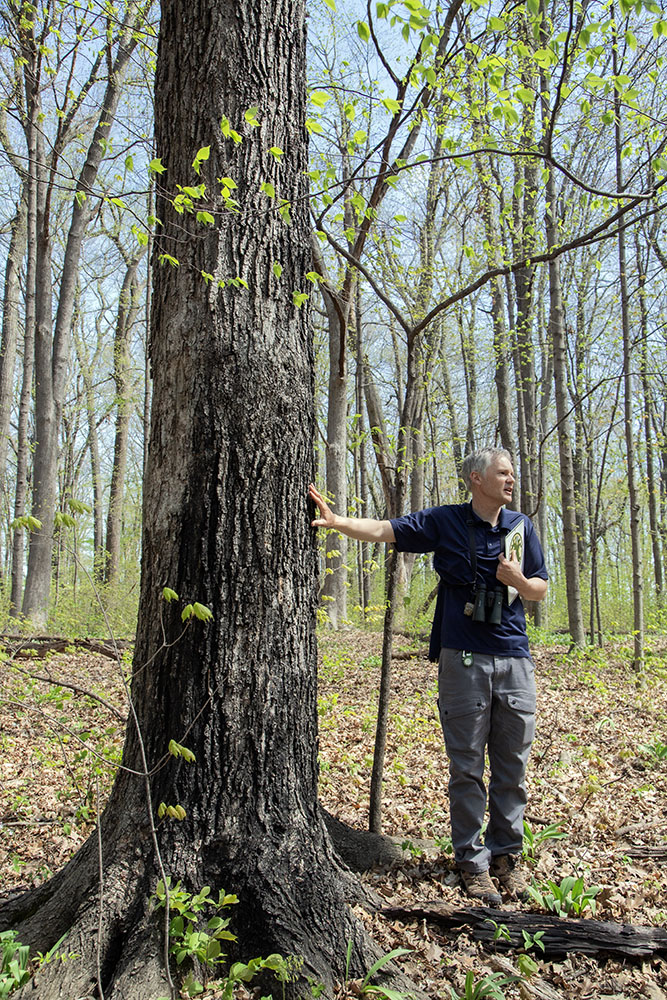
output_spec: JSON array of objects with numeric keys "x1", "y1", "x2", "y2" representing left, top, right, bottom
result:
[
  {"x1": 10, "y1": 39, "x2": 41, "y2": 617},
  {"x1": 613, "y1": 17, "x2": 644, "y2": 667},
  {"x1": 538, "y1": 20, "x2": 584, "y2": 646},
  {"x1": 75, "y1": 319, "x2": 105, "y2": 577},
  {"x1": 104, "y1": 254, "x2": 144, "y2": 585},
  {"x1": 369, "y1": 545, "x2": 400, "y2": 834},
  {"x1": 637, "y1": 234, "x2": 664, "y2": 604},
  {"x1": 354, "y1": 286, "x2": 371, "y2": 615},
  {"x1": 544, "y1": 208, "x2": 584, "y2": 646},
  {"x1": 0, "y1": 195, "x2": 27, "y2": 586},
  {"x1": 320, "y1": 288, "x2": 350, "y2": 627},
  {"x1": 22, "y1": 3, "x2": 144, "y2": 622}
]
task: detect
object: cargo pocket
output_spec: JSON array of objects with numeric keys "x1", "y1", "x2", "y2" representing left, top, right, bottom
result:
[
  {"x1": 438, "y1": 693, "x2": 490, "y2": 757},
  {"x1": 494, "y1": 691, "x2": 535, "y2": 750}
]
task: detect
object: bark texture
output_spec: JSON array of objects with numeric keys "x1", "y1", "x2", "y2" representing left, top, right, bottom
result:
[{"x1": 1, "y1": 2, "x2": 386, "y2": 996}]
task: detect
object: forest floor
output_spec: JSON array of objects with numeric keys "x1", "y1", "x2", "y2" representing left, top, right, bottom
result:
[{"x1": 1, "y1": 629, "x2": 666, "y2": 999}]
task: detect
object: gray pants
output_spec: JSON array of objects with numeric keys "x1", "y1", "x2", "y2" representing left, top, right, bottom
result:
[{"x1": 437, "y1": 648, "x2": 536, "y2": 873}]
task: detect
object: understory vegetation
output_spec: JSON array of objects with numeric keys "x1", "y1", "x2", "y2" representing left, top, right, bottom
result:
[{"x1": 1, "y1": 626, "x2": 665, "y2": 999}]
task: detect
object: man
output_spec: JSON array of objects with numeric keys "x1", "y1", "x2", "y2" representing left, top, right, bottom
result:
[{"x1": 309, "y1": 447, "x2": 548, "y2": 906}]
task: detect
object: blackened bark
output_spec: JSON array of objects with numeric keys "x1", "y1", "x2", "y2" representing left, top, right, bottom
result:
[{"x1": 0, "y1": 3, "x2": 390, "y2": 997}]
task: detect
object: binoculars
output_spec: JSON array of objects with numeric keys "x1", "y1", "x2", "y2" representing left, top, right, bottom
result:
[{"x1": 466, "y1": 586, "x2": 503, "y2": 625}]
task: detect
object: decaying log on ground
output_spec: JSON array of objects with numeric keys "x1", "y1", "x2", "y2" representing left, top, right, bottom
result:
[
  {"x1": 622, "y1": 845, "x2": 667, "y2": 860},
  {"x1": 381, "y1": 901, "x2": 667, "y2": 960},
  {"x1": 0, "y1": 634, "x2": 133, "y2": 661}
]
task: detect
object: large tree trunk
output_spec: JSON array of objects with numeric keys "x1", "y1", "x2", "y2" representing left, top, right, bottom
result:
[{"x1": 0, "y1": 3, "x2": 384, "y2": 996}]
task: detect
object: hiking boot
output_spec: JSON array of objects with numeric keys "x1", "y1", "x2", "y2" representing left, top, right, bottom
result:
[
  {"x1": 459, "y1": 868, "x2": 502, "y2": 907},
  {"x1": 490, "y1": 853, "x2": 530, "y2": 901}
]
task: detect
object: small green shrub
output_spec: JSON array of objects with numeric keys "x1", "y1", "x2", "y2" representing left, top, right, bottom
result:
[
  {"x1": 449, "y1": 969, "x2": 519, "y2": 1000},
  {"x1": 526, "y1": 875, "x2": 602, "y2": 917},
  {"x1": 154, "y1": 881, "x2": 293, "y2": 998},
  {"x1": 0, "y1": 931, "x2": 30, "y2": 998},
  {"x1": 522, "y1": 820, "x2": 568, "y2": 861}
]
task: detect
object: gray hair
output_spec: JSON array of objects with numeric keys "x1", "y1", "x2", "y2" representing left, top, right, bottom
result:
[{"x1": 460, "y1": 447, "x2": 512, "y2": 492}]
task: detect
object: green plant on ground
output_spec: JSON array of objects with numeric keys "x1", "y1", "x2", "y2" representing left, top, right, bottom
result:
[
  {"x1": 449, "y1": 969, "x2": 519, "y2": 1000},
  {"x1": 154, "y1": 880, "x2": 238, "y2": 970},
  {"x1": 401, "y1": 839, "x2": 424, "y2": 859},
  {"x1": 522, "y1": 820, "x2": 568, "y2": 860},
  {"x1": 520, "y1": 929, "x2": 545, "y2": 954},
  {"x1": 484, "y1": 919, "x2": 511, "y2": 945},
  {"x1": 526, "y1": 875, "x2": 602, "y2": 917},
  {"x1": 154, "y1": 881, "x2": 293, "y2": 998},
  {"x1": 0, "y1": 931, "x2": 30, "y2": 998},
  {"x1": 434, "y1": 832, "x2": 453, "y2": 854},
  {"x1": 343, "y1": 940, "x2": 413, "y2": 1000},
  {"x1": 517, "y1": 953, "x2": 539, "y2": 979},
  {"x1": 639, "y1": 738, "x2": 667, "y2": 763}
]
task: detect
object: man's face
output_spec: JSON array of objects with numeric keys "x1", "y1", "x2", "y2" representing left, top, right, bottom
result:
[{"x1": 471, "y1": 456, "x2": 515, "y2": 507}]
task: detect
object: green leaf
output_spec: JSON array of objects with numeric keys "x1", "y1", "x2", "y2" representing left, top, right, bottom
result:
[
  {"x1": 168, "y1": 740, "x2": 196, "y2": 762},
  {"x1": 196, "y1": 211, "x2": 215, "y2": 225},
  {"x1": 305, "y1": 118, "x2": 324, "y2": 134},
  {"x1": 221, "y1": 116, "x2": 243, "y2": 143},
  {"x1": 162, "y1": 587, "x2": 179, "y2": 602},
  {"x1": 323, "y1": 0, "x2": 336, "y2": 8},
  {"x1": 357, "y1": 20, "x2": 370, "y2": 42},
  {"x1": 362, "y1": 948, "x2": 412, "y2": 987},
  {"x1": 272, "y1": 261, "x2": 283, "y2": 278},
  {"x1": 292, "y1": 291, "x2": 309, "y2": 308},
  {"x1": 244, "y1": 106, "x2": 260, "y2": 126},
  {"x1": 489, "y1": 15, "x2": 506, "y2": 30},
  {"x1": 192, "y1": 145, "x2": 210, "y2": 174},
  {"x1": 516, "y1": 86, "x2": 535, "y2": 104},
  {"x1": 382, "y1": 97, "x2": 401, "y2": 113},
  {"x1": 192, "y1": 602, "x2": 213, "y2": 622},
  {"x1": 310, "y1": 90, "x2": 331, "y2": 107},
  {"x1": 518, "y1": 953, "x2": 539, "y2": 978},
  {"x1": 269, "y1": 146, "x2": 284, "y2": 161},
  {"x1": 131, "y1": 224, "x2": 149, "y2": 247},
  {"x1": 261, "y1": 181, "x2": 276, "y2": 198},
  {"x1": 149, "y1": 157, "x2": 166, "y2": 174}
]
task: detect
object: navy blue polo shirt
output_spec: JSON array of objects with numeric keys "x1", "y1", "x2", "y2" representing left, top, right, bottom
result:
[{"x1": 390, "y1": 503, "x2": 548, "y2": 659}]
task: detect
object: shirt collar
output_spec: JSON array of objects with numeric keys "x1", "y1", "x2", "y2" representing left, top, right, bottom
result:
[{"x1": 469, "y1": 503, "x2": 514, "y2": 531}]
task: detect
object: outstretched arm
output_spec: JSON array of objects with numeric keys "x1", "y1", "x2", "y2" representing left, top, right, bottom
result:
[{"x1": 308, "y1": 484, "x2": 395, "y2": 543}]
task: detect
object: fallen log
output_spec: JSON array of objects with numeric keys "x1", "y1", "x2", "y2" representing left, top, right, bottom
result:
[
  {"x1": 0, "y1": 634, "x2": 133, "y2": 662},
  {"x1": 381, "y1": 901, "x2": 667, "y2": 960},
  {"x1": 622, "y1": 845, "x2": 667, "y2": 860}
]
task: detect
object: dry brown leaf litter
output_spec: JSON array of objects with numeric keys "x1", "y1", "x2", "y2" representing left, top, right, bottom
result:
[{"x1": 0, "y1": 631, "x2": 666, "y2": 999}]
